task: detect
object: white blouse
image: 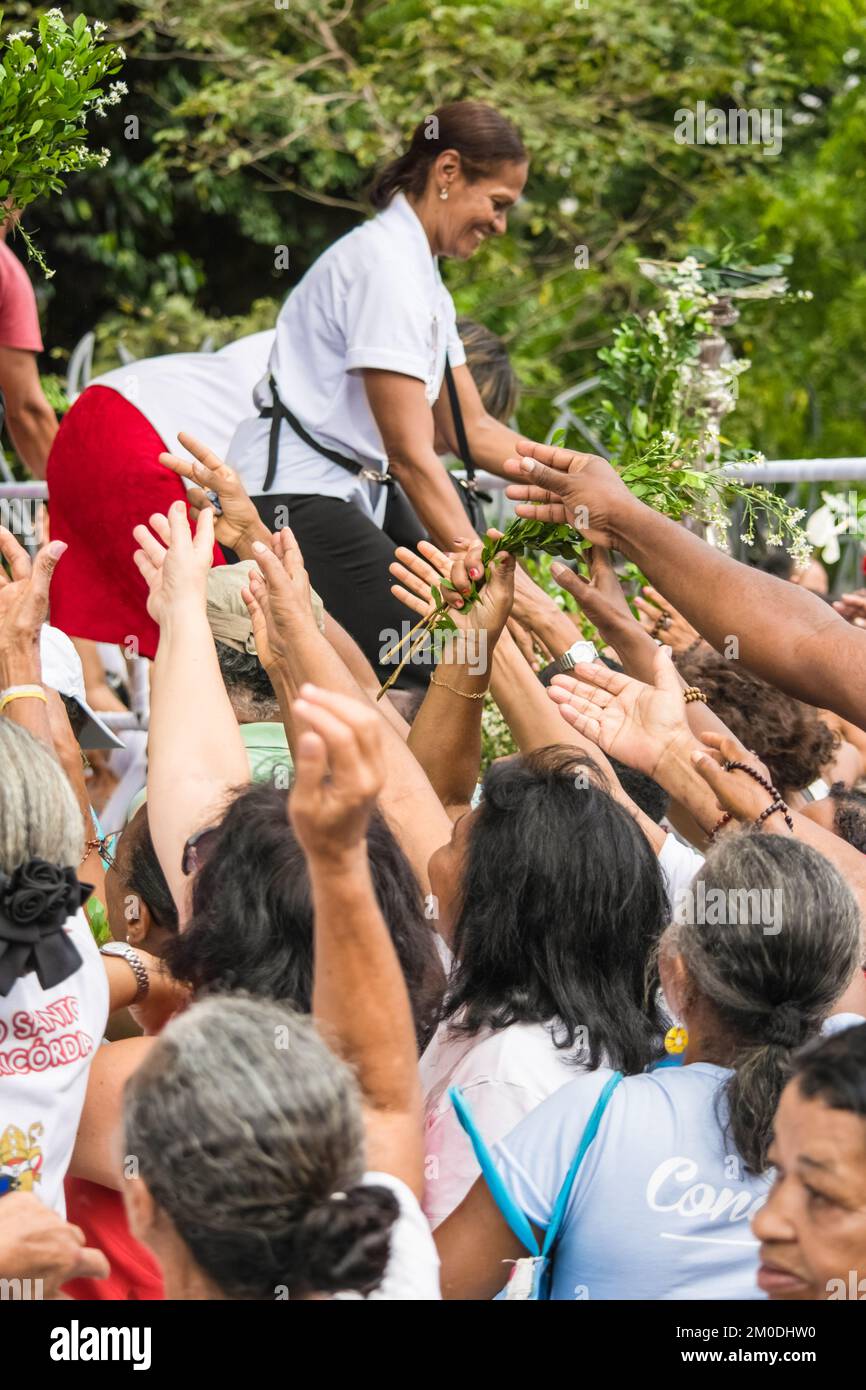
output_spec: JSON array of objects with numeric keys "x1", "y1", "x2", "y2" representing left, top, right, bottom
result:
[{"x1": 227, "y1": 193, "x2": 466, "y2": 521}]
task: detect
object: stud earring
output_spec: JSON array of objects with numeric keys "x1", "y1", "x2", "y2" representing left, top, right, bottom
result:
[{"x1": 439, "y1": 186, "x2": 449, "y2": 201}]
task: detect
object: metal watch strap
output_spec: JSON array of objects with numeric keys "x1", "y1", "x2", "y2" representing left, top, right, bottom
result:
[{"x1": 100, "y1": 941, "x2": 150, "y2": 1002}]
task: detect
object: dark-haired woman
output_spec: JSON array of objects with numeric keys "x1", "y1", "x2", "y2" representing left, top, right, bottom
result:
[
  {"x1": 436, "y1": 833, "x2": 864, "y2": 1299},
  {"x1": 225, "y1": 100, "x2": 529, "y2": 685},
  {"x1": 420, "y1": 745, "x2": 671, "y2": 1229}
]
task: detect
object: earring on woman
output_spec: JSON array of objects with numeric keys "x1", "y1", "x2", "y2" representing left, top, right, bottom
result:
[{"x1": 439, "y1": 186, "x2": 449, "y2": 200}]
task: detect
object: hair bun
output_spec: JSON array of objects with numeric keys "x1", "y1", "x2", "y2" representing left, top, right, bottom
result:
[
  {"x1": 290, "y1": 1182, "x2": 400, "y2": 1297},
  {"x1": 765, "y1": 1001, "x2": 809, "y2": 1049}
]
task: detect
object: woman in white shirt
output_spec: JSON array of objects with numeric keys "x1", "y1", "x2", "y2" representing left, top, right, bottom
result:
[
  {"x1": 0, "y1": 720, "x2": 108, "y2": 1216},
  {"x1": 435, "y1": 833, "x2": 863, "y2": 1299},
  {"x1": 226, "y1": 101, "x2": 529, "y2": 687},
  {"x1": 421, "y1": 744, "x2": 671, "y2": 1228}
]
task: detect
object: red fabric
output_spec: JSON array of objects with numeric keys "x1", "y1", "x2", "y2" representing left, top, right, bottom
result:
[
  {"x1": 0, "y1": 238, "x2": 43, "y2": 351},
  {"x1": 62, "y1": 1176, "x2": 164, "y2": 1301},
  {"x1": 46, "y1": 386, "x2": 224, "y2": 659}
]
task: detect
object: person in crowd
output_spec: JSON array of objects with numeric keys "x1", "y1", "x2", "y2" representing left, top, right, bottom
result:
[
  {"x1": 121, "y1": 685, "x2": 441, "y2": 1299},
  {"x1": 224, "y1": 101, "x2": 531, "y2": 685},
  {"x1": 44, "y1": 333, "x2": 275, "y2": 659},
  {"x1": 435, "y1": 830, "x2": 862, "y2": 1299},
  {"x1": 801, "y1": 780, "x2": 866, "y2": 853},
  {"x1": 753, "y1": 1021, "x2": 866, "y2": 1300},
  {"x1": 0, "y1": 213, "x2": 57, "y2": 478}
]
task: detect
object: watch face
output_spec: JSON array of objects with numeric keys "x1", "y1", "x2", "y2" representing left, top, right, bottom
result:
[{"x1": 568, "y1": 641, "x2": 597, "y2": 667}]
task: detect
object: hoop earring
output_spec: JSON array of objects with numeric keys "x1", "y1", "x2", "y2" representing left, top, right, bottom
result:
[{"x1": 439, "y1": 187, "x2": 449, "y2": 201}]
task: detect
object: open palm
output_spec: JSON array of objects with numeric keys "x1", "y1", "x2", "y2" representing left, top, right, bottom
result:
[{"x1": 548, "y1": 646, "x2": 689, "y2": 778}]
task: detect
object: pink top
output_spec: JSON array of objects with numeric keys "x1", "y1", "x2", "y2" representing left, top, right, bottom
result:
[{"x1": 0, "y1": 238, "x2": 43, "y2": 352}]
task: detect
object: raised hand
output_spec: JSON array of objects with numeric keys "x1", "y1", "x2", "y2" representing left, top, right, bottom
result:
[
  {"x1": 289, "y1": 684, "x2": 385, "y2": 860},
  {"x1": 690, "y1": 730, "x2": 785, "y2": 827},
  {"x1": 132, "y1": 500, "x2": 214, "y2": 625},
  {"x1": 0, "y1": 1191, "x2": 108, "y2": 1297},
  {"x1": 0, "y1": 529, "x2": 66, "y2": 675},
  {"x1": 635, "y1": 583, "x2": 702, "y2": 652},
  {"x1": 547, "y1": 644, "x2": 690, "y2": 777},
  {"x1": 160, "y1": 432, "x2": 267, "y2": 555},
  {"x1": 389, "y1": 531, "x2": 515, "y2": 639},
  {"x1": 550, "y1": 545, "x2": 634, "y2": 636},
  {"x1": 241, "y1": 527, "x2": 317, "y2": 671}
]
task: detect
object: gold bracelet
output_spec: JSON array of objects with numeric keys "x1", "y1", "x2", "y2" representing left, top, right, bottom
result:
[
  {"x1": 0, "y1": 685, "x2": 47, "y2": 714},
  {"x1": 430, "y1": 671, "x2": 488, "y2": 700},
  {"x1": 682, "y1": 686, "x2": 708, "y2": 704}
]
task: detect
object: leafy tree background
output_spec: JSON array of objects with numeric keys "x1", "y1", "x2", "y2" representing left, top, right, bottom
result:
[{"x1": 4, "y1": 0, "x2": 866, "y2": 462}]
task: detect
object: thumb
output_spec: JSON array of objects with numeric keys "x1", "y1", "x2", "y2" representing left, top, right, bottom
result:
[
  {"x1": 653, "y1": 643, "x2": 682, "y2": 696},
  {"x1": 292, "y1": 727, "x2": 328, "y2": 795},
  {"x1": 503, "y1": 452, "x2": 571, "y2": 496},
  {"x1": 689, "y1": 748, "x2": 727, "y2": 800},
  {"x1": 22, "y1": 541, "x2": 65, "y2": 619},
  {"x1": 69, "y1": 1245, "x2": 110, "y2": 1281},
  {"x1": 550, "y1": 560, "x2": 585, "y2": 598}
]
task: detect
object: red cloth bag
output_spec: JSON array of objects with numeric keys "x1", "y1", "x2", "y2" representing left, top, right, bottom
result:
[{"x1": 46, "y1": 385, "x2": 224, "y2": 660}]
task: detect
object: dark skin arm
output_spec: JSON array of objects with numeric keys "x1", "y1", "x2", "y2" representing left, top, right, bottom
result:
[
  {"x1": 435, "y1": 1176, "x2": 530, "y2": 1300},
  {"x1": 450, "y1": 440, "x2": 866, "y2": 729}
]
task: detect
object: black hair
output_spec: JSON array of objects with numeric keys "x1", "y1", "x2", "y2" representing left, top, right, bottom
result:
[
  {"x1": 748, "y1": 548, "x2": 796, "y2": 581},
  {"x1": 166, "y1": 783, "x2": 445, "y2": 1050},
  {"x1": 827, "y1": 781, "x2": 866, "y2": 853},
  {"x1": 792, "y1": 1021, "x2": 866, "y2": 1118},
  {"x1": 607, "y1": 755, "x2": 670, "y2": 824},
  {"x1": 215, "y1": 640, "x2": 277, "y2": 713},
  {"x1": 125, "y1": 807, "x2": 179, "y2": 933},
  {"x1": 369, "y1": 101, "x2": 526, "y2": 210},
  {"x1": 443, "y1": 746, "x2": 669, "y2": 1074},
  {"x1": 456, "y1": 316, "x2": 519, "y2": 422}
]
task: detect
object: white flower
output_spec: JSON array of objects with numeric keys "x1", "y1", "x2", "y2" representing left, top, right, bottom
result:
[
  {"x1": 844, "y1": 74, "x2": 861, "y2": 91},
  {"x1": 843, "y1": 47, "x2": 860, "y2": 65},
  {"x1": 7, "y1": 29, "x2": 33, "y2": 43},
  {"x1": 799, "y1": 93, "x2": 822, "y2": 109},
  {"x1": 558, "y1": 197, "x2": 579, "y2": 216}
]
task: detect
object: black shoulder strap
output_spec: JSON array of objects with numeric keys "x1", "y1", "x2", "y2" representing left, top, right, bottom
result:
[
  {"x1": 261, "y1": 375, "x2": 377, "y2": 493},
  {"x1": 444, "y1": 355, "x2": 475, "y2": 483}
]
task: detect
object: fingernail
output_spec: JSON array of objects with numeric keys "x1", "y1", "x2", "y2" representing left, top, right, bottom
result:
[
  {"x1": 453, "y1": 536, "x2": 467, "y2": 545},
  {"x1": 690, "y1": 750, "x2": 706, "y2": 765},
  {"x1": 520, "y1": 458, "x2": 535, "y2": 473},
  {"x1": 550, "y1": 562, "x2": 565, "y2": 578},
  {"x1": 47, "y1": 541, "x2": 66, "y2": 559},
  {"x1": 469, "y1": 567, "x2": 482, "y2": 579},
  {"x1": 252, "y1": 541, "x2": 266, "y2": 552}
]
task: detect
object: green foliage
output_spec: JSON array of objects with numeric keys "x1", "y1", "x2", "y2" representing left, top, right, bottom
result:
[{"x1": 0, "y1": 8, "x2": 125, "y2": 270}]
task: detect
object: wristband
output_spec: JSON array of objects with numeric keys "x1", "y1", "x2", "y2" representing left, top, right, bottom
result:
[
  {"x1": 0, "y1": 685, "x2": 47, "y2": 714},
  {"x1": 682, "y1": 687, "x2": 708, "y2": 705}
]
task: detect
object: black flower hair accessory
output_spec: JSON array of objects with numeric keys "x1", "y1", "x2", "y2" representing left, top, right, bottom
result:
[{"x1": 0, "y1": 859, "x2": 90, "y2": 997}]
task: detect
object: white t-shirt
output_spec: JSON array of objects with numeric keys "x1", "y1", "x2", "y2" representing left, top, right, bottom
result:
[
  {"x1": 419, "y1": 1014, "x2": 586, "y2": 1229},
  {"x1": 335, "y1": 1171, "x2": 441, "y2": 1300},
  {"x1": 226, "y1": 192, "x2": 466, "y2": 523},
  {"x1": 90, "y1": 331, "x2": 275, "y2": 459},
  {"x1": 0, "y1": 909, "x2": 109, "y2": 1217},
  {"x1": 658, "y1": 830, "x2": 705, "y2": 904}
]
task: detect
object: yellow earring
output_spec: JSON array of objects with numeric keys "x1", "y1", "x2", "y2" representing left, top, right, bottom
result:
[{"x1": 664, "y1": 1025, "x2": 688, "y2": 1055}]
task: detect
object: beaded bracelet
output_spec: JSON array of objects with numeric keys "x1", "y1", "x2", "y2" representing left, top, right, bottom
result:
[
  {"x1": 708, "y1": 811, "x2": 732, "y2": 843},
  {"x1": 683, "y1": 687, "x2": 708, "y2": 704},
  {"x1": 754, "y1": 799, "x2": 794, "y2": 831}
]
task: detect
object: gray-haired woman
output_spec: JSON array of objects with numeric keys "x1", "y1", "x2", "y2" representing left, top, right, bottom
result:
[{"x1": 436, "y1": 832, "x2": 865, "y2": 1300}]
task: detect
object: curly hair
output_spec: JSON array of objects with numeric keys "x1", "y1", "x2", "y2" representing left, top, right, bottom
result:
[{"x1": 674, "y1": 646, "x2": 836, "y2": 796}]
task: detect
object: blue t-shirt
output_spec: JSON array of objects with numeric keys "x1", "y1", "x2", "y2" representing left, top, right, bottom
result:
[{"x1": 493, "y1": 1063, "x2": 771, "y2": 1301}]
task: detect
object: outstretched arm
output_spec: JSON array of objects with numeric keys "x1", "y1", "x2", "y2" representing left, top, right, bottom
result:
[
  {"x1": 242, "y1": 529, "x2": 452, "y2": 893},
  {"x1": 290, "y1": 685, "x2": 424, "y2": 1198},
  {"x1": 133, "y1": 503, "x2": 248, "y2": 917},
  {"x1": 456, "y1": 439, "x2": 866, "y2": 729}
]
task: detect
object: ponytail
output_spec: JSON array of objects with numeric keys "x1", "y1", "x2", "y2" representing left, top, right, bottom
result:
[
  {"x1": 667, "y1": 832, "x2": 860, "y2": 1173},
  {"x1": 368, "y1": 100, "x2": 526, "y2": 210}
]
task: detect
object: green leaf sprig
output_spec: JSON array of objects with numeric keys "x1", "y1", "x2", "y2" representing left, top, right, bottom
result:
[{"x1": 377, "y1": 518, "x2": 585, "y2": 699}]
